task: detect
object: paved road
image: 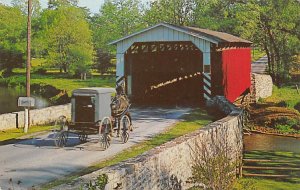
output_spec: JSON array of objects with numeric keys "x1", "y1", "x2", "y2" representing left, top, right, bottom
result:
[
  {"x1": 0, "y1": 107, "x2": 190, "y2": 189},
  {"x1": 252, "y1": 55, "x2": 268, "y2": 74}
]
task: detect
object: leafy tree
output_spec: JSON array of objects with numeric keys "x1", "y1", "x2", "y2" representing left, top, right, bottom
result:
[
  {"x1": 91, "y1": 0, "x2": 144, "y2": 72},
  {"x1": 91, "y1": 0, "x2": 145, "y2": 51},
  {"x1": 193, "y1": 0, "x2": 240, "y2": 34},
  {"x1": 48, "y1": 0, "x2": 79, "y2": 9},
  {"x1": 38, "y1": 5, "x2": 93, "y2": 74},
  {"x1": 11, "y1": 0, "x2": 41, "y2": 18},
  {"x1": 144, "y1": 0, "x2": 197, "y2": 26},
  {"x1": 0, "y1": 4, "x2": 26, "y2": 75},
  {"x1": 12, "y1": 0, "x2": 43, "y2": 59},
  {"x1": 68, "y1": 45, "x2": 93, "y2": 76},
  {"x1": 94, "y1": 49, "x2": 114, "y2": 75},
  {"x1": 236, "y1": 0, "x2": 300, "y2": 84}
]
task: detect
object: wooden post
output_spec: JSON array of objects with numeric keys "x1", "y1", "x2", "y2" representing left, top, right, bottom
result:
[
  {"x1": 296, "y1": 84, "x2": 299, "y2": 94},
  {"x1": 25, "y1": 0, "x2": 32, "y2": 133}
]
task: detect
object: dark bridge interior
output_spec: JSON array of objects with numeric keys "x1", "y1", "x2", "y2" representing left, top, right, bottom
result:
[{"x1": 125, "y1": 41, "x2": 204, "y2": 106}]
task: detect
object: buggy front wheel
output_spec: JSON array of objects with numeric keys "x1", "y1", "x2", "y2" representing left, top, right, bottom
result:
[
  {"x1": 120, "y1": 115, "x2": 130, "y2": 143},
  {"x1": 98, "y1": 117, "x2": 112, "y2": 150}
]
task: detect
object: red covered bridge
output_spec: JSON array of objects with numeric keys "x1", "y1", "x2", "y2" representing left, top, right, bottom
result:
[{"x1": 110, "y1": 23, "x2": 252, "y2": 105}]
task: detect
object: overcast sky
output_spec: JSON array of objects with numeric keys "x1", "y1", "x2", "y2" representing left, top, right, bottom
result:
[{"x1": 0, "y1": 0, "x2": 149, "y2": 14}]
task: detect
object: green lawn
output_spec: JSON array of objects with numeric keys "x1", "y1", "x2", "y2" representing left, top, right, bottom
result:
[
  {"x1": 0, "y1": 57, "x2": 116, "y2": 96},
  {"x1": 252, "y1": 48, "x2": 265, "y2": 62},
  {"x1": 234, "y1": 151, "x2": 300, "y2": 190},
  {"x1": 263, "y1": 85, "x2": 300, "y2": 108},
  {"x1": 0, "y1": 73, "x2": 115, "y2": 96},
  {"x1": 0, "y1": 125, "x2": 55, "y2": 142},
  {"x1": 42, "y1": 108, "x2": 213, "y2": 189},
  {"x1": 234, "y1": 178, "x2": 300, "y2": 190}
]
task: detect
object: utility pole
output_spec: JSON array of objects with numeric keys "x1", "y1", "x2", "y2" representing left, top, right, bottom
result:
[{"x1": 24, "y1": 0, "x2": 32, "y2": 133}]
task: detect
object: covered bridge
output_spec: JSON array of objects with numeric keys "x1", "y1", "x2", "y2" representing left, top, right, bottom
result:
[{"x1": 110, "y1": 23, "x2": 252, "y2": 105}]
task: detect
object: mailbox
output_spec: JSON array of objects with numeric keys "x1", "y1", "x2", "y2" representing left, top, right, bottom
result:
[{"x1": 18, "y1": 97, "x2": 35, "y2": 107}]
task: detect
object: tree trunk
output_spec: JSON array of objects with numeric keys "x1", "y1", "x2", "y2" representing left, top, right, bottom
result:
[
  {"x1": 63, "y1": 64, "x2": 67, "y2": 73},
  {"x1": 263, "y1": 37, "x2": 271, "y2": 75},
  {"x1": 266, "y1": 27, "x2": 282, "y2": 85}
]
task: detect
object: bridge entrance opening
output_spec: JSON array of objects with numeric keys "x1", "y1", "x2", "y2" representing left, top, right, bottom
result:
[{"x1": 125, "y1": 41, "x2": 204, "y2": 106}]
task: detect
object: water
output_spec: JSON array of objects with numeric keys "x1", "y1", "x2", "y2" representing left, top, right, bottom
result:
[
  {"x1": 244, "y1": 133, "x2": 300, "y2": 153},
  {"x1": 0, "y1": 86, "x2": 51, "y2": 114}
]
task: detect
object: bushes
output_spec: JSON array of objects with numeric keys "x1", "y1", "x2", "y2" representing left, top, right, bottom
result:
[
  {"x1": 277, "y1": 101, "x2": 288, "y2": 107},
  {"x1": 33, "y1": 67, "x2": 47, "y2": 75},
  {"x1": 190, "y1": 137, "x2": 239, "y2": 190},
  {"x1": 248, "y1": 105, "x2": 300, "y2": 134},
  {"x1": 294, "y1": 102, "x2": 300, "y2": 112},
  {"x1": 273, "y1": 117, "x2": 299, "y2": 133},
  {"x1": 3, "y1": 76, "x2": 25, "y2": 87}
]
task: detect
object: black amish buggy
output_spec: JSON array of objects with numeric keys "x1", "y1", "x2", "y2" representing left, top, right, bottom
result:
[{"x1": 53, "y1": 86, "x2": 132, "y2": 150}]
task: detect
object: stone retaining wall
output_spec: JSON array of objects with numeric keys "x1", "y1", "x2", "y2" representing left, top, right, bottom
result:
[
  {"x1": 53, "y1": 96, "x2": 244, "y2": 190},
  {"x1": 0, "y1": 104, "x2": 71, "y2": 130},
  {"x1": 251, "y1": 73, "x2": 273, "y2": 102}
]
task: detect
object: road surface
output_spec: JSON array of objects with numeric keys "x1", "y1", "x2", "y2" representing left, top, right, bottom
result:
[
  {"x1": 0, "y1": 107, "x2": 190, "y2": 189},
  {"x1": 252, "y1": 55, "x2": 268, "y2": 74}
]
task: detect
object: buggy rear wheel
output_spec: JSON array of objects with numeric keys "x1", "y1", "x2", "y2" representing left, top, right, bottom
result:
[
  {"x1": 120, "y1": 115, "x2": 130, "y2": 143},
  {"x1": 53, "y1": 116, "x2": 69, "y2": 147},
  {"x1": 54, "y1": 131, "x2": 68, "y2": 147},
  {"x1": 98, "y1": 117, "x2": 112, "y2": 150}
]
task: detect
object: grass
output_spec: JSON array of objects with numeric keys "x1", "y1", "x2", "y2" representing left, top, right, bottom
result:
[
  {"x1": 235, "y1": 151, "x2": 300, "y2": 190},
  {"x1": 234, "y1": 178, "x2": 300, "y2": 190},
  {"x1": 32, "y1": 58, "x2": 46, "y2": 67},
  {"x1": 1, "y1": 73, "x2": 115, "y2": 96},
  {"x1": 263, "y1": 85, "x2": 300, "y2": 108},
  {"x1": 41, "y1": 108, "x2": 213, "y2": 189},
  {"x1": 0, "y1": 125, "x2": 55, "y2": 142},
  {"x1": 252, "y1": 48, "x2": 265, "y2": 62},
  {"x1": 0, "y1": 58, "x2": 116, "y2": 96}
]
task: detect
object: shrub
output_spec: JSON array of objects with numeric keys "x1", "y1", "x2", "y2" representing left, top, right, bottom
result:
[
  {"x1": 85, "y1": 174, "x2": 108, "y2": 190},
  {"x1": 190, "y1": 136, "x2": 239, "y2": 190},
  {"x1": 257, "y1": 97, "x2": 264, "y2": 103},
  {"x1": 33, "y1": 67, "x2": 47, "y2": 75},
  {"x1": 274, "y1": 124, "x2": 294, "y2": 133},
  {"x1": 294, "y1": 102, "x2": 300, "y2": 112},
  {"x1": 233, "y1": 178, "x2": 258, "y2": 190},
  {"x1": 277, "y1": 101, "x2": 288, "y2": 107}
]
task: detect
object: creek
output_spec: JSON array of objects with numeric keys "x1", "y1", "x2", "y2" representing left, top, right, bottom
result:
[
  {"x1": 244, "y1": 133, "x2": 300, "y2": 153},
  {"x1": 0, "y1": 86, "x2": 51, "y2": 114}
]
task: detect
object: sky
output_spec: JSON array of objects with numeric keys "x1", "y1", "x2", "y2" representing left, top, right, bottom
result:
[{"x1": 0, "y1": 0, "x2": 148, "y2": 14}]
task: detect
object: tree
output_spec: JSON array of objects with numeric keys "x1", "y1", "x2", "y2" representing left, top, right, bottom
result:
[
  {"x1": 0, "y1": 4, "x2": 26, "y2": 75},
  {"x1": 68, "y1": 45, "x2": 93, "y2": 76},
  {"x1": 11, "y1": 0, "x2": 41, "y2": 18},
  {"x1": 193, "y1": 0, "x2": 240, "y2": 34},
  {"x1": 48, "y1": 0, "x2": 78, "y2": 9},
  {"x1": 236, "y1": 0, "x2": 300, "y2": 84},
  {"x1": 144, "y1": 0, "x2": 197, "y2": 26},
  {"x1": 38, "y1": 5, "x2": 93, "y2": 74},
  {"x1": 94, "y1": 49, "x2": 114, "y2": 75},
  {"x1": 91, "y1": 0, "x2": 145, "y2": 73},
  {"x1": 91, "y1": 0, "x2": 145, "y2": 51}
]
